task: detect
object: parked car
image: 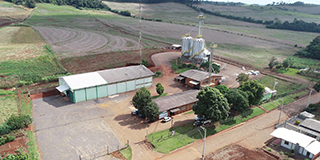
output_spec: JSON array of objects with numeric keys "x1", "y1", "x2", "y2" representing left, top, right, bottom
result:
[
  {"x1": 202, "y1": 120, "x2": 212, "y2": 125},
  {"x1": 131, "y1": 109, "x2": 139, "y2": 116},
  {"x1": 193, "y1": 120, "x2": 203, "y2": 127},
  {"x1": 162, "y1": 116, "x2": 172, "y2": 123},
  {"x1": 194, "y1": 116, "x2": 205, "y2": 121}
]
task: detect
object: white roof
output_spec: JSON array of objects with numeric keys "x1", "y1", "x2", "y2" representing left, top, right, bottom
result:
[
  {"x1": 264, "y1": 87, "x2": 277, "y2": 95},
  {"x1": 56, "y1": 85, "x2": 70, "y2": 92},
  {"x1": 60, "y1": 72, "x2": 107, "y2": 90},
  {"x1": 172, "y1": 44, "x2": 182, "y2": 47},
  {"x1": 271, "y1": 128, "x2": 320, "y2": 155}
]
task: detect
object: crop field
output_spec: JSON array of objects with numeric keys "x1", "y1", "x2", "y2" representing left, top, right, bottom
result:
[
  {"x1": 284, "y1": 5, "x2": 320, "y2": 15},
  {"x1": 196, "y1": 4, "x2": 320, "y2": 23},
  {"x1": 24, "y1": 3, "x2": 168, "y2": 58},
  {"x1": 104, "y1": 2, "x2": 264, "y2": 27},
  {"x1": 209, "y1": 25, "x2": 318, "y2": 46},
  {"x1": 0, "y1": 95, "x2": 18, "y2": 123},
  {"x1": 0, "y1": 1, "x2": 33, "y2": 27},
  {"x1": 0, "y1": 26, "x2": 47, "y2": 61}
]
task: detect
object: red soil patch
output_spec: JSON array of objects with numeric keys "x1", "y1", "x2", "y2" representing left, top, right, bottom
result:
[
  {"x1": 0, "y1": 136, "x2": 27, "y2": 156},
  {"x1": 207, "y1": 144, "x2": 276, "y2": 160},
  {"x1": 30, "y1": 90, "x2": 60, "y2": 100}
]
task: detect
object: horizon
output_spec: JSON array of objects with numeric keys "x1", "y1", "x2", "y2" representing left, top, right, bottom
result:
[{"x1": 208, "y1": 0, "x2": 320, "y2": 5}]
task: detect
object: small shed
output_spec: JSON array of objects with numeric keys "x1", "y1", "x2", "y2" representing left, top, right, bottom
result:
[
  {"x1": 262, "y1": 87, "x2": 277, "y2": 101},
  {"x1": 153, "y1": 90, "x2": 199, "y2": 119},
  {"x1": 56, "y1": 65, "x2": 155, "y2": 103},
  {"x1": 175, "y1": 69, "x2": 222, "y2": 89}
]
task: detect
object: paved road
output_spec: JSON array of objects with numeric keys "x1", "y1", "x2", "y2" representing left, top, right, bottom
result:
[
  {"x1": 33, "y1": 96, "x2": 124, "y2": 160},
  {"x1": 159, "y1": 92, "x2": 320, "y2": 160}
]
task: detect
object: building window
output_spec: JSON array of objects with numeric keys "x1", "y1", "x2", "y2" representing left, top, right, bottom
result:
[
  {"x1": 203, "y1": 80, "x2": 208, "y2": 84},
  {"x1": 284, "y1": 141, "x2": 289, "y2": 145},
  {"x1": 182, "y1": 106, "x2": 186, "y2": 110},
  {"x1": 306, "y1": 151, "x2": 310, "y2": 157}
]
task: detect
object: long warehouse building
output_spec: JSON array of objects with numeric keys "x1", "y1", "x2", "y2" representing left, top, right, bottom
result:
[{"x1": 56, "y1": 65, "x2": 155, "y2": 103}]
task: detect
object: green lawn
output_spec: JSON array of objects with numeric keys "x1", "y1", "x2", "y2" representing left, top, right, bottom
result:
[
  {"x1": 120, "y1": 145, "x2": 132, "y2": 160},
  {"x1": 276, "y1": 68, "x2": 299, "y2": 76},
  {"x1": 256, "y1": 75, "x2": 307, "y2": 96},
  {"x1": 152, "y1": 93, "x2": 168, "y2": 99},
  {"x1": 261, "y1": 102, "x2": 279, "y2": 111},
  {"x1": 240, "y1": 107, "x2": 265, "y2": 121},
  {"x1": 183, "y1": 110, "x2": 195, "y2": 115},
  {"x1": 261, "y1": 90, "x2": 309, "y2": 111},
  {"x1": 26, "y1": 131, "x2": 40, "y2": 160},
  {"x1": 0, "y1": 89, "x2": 15, "y2": 95},
  {"x1": 0, "y1": 96, "x2": 18, "y2": 122},
  {"x1": 149, "y1": 108, "x2": 263, "y2": 154}
]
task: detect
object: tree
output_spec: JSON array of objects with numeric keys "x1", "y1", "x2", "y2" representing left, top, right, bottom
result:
[
  {"x1": 142, "y1": 59, "x2": 149, "y2": 67},
  {"x1": 268, "y1": 56, "x2": 279, "y2": 69},
  {"x1": 132, "y1": 87, "x2": 159, "y2": 120},
  {"x1": 199, "y1": 61, "x2": 220, "y2": 73},
  {"x1": 192, "y1": 87, "x2": 230, "y2": 122},
  {"x1": 238, "y1": 80, "x2": 265, "y2": 105},
  {"x1": 314, "y1": 81, "x2": 320, "y2": 92},
  {"x1": 214, "y1": 85, "x2": 229, "y2": 95},
  {"x1": 156, "y1": 83, "x2": 164, "y2": 95},
  {"x1": 282, "y1": 58, "x2": 294, "y2": 69},
  {"x1": 236, "y1": 73, "x2": 249, "y2": 84},
  {"x1": 225, "y1": 89, "x2": 249, "y2": 112}
]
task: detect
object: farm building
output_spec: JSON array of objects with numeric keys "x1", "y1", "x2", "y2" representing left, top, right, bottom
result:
[
  {"x1": 175, "y1": 69, "x2": 222, "y2": 89},
  {"x1": 56, "y1": 65, "x2": 155, "y2": 103},
  {"x1": 153, "y1": 90, "x2": 199, "y2": 119},
  {"x1": 271, "y1": 128, "x2": 320, "y2": 159}
]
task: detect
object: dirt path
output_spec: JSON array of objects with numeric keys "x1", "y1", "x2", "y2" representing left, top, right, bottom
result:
[{"x1": 159, "y1": 92, "x2": 320, "y2": 160}]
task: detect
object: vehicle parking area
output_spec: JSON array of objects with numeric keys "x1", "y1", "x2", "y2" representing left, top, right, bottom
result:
[{"x1": 32, "y1": 96, "x2": 125, "y2": 160}]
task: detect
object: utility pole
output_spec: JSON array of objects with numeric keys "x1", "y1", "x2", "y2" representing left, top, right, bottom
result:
[
  {"x1": 209, "y1": 42, "x2": 215, "y2": 86},
  {"x1": 273, "y1": 79, "x2": 278, "y2": 91},
  {"x1": 198, "y1": 126, "x2": 206, "y2": 160},
  {"x1": 277, "y1": 99, "x2": 284, "y2": 125},
  {"x1": 306, "y1": 88, "x2": 313, "y2": 109}
]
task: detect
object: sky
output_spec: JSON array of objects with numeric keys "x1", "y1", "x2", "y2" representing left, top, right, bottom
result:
[{"x1": 209, "y1": 0, "x2": 320, "y2": 5}]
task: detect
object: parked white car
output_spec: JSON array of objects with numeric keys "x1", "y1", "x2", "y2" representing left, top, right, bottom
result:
[{"x1": 162, "y1": 117, "x2": 172, "y2": 122}]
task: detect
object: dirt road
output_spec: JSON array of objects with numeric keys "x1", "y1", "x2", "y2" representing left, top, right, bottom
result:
[{"x1": 159, "y1": 92, "x2": 320, "y2": 160}]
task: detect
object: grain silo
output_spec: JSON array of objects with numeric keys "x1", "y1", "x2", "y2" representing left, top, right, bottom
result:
[
  {"x1": 181, "y1": 35, "x2": 193, "y2": 57},
  {"x1": 190, "y1": 37, "x2": 205, "y2": 59}
]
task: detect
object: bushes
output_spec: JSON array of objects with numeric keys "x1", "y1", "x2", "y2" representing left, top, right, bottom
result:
[
  {"x1": 155, "y1": 71, "x2": 162, "y2": 77},
  {"x1": 304, "y1": 104, "x2": 319, "y2": 113},
  {"x1": 1, "y1": 153, "x2": 28, "y2": 160},
  {"x1": 0, "y1": 135, "x2": 16, "y2": 146},
  {"x1": 0, "y1": 114, "x2": 33, "y2": 136}
]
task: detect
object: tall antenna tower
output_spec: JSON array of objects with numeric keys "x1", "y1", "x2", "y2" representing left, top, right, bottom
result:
[{"x1": 139, "y1": 3, "x2": 142, "y2": 78}]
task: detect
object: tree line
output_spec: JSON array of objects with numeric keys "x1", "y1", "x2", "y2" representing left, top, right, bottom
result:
[
  {"x1": 6, "y1": 0, "x2": 111, "y2": 9},
  {"x1": 295, "y1": 36, "x2": 320, "y2": 60},
  {"x1": 267, "y1": 18, "x2": 320, "y2": 33}
]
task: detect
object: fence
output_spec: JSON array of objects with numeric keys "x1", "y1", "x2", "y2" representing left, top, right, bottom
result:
[{"x1": 79, "y1": 142, "x2": 128, "y2": 160}]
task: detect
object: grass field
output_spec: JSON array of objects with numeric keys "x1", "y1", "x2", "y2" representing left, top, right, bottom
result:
[
  {"x1": 0, "y1": 95, "x2": 18, "y2": 123},
  {"x1": 261, "y1": 90, "x2": 309, "y2": 111},
  {"x1": 0, "y1": 1, "x2": 33, "y2": 26},
  {"x1": 196, "y1": 3, "x2": 320, "y2": 24},
  {"x1": 0, "y1": 26, "x2": 47, "y2": 61},
  {"x1": 26, "y1": 131, "x2": 40, "y2": 160},
  {"x1": 256, "y1": 75, "x2": 307, "y2": 95},
  {"x1": 149, "y1": 107, "x2": 264, "y2": 154},
  {"x1": 288, "y1": 56, "x2": 320, "y2": 68}
]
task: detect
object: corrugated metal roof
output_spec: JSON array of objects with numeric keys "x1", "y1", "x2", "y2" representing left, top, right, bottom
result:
[
  {"x1": 271, "y1": 128, "x2": 320, "y2": 155},
  {"x1": 153, "y1": 90, "x2": 199, "y2": 112},
  {"x1": 61, "y1": 72, "x2": 107, "y2": 90},
  {"x1": 179, "y1": 69, "x2": 222, "y2": 82},
  {"x1": 98, "y1": 65, "x2": 154, "y2": 83},
  {"x1": 59, "y1": 65, "x2": 154, "y2": 90},
  {"x1": 300, "y1": 119, "x2": 320, "y2": 133}
]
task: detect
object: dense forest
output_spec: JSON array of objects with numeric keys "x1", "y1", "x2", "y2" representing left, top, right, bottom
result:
[
  {"x1": 267, "y1": 19, "x2": 320, "y2": 33},
  {"x1": 296, "y1": 36, "x2": 320, "y2": 60}
]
